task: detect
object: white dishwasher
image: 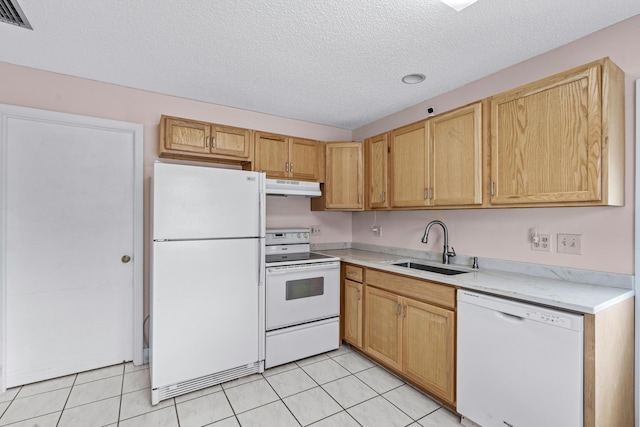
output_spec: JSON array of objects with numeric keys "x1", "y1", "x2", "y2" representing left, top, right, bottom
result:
[{"x1": 457, "y1": 290, "x2": 584, "y2": 427}]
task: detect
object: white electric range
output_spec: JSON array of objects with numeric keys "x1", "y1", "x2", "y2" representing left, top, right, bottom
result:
[{"x1": 264, "y1": 228, "x2": 340, "y2": 368}]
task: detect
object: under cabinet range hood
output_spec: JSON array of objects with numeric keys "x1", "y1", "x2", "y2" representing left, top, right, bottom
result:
[{"x1": 265, "y1": 179, "x2": 321, "y2": 197}]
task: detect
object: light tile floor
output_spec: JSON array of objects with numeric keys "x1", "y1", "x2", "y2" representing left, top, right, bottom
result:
[{"x1": 0, "y1": 345, "x2": 464, "y2": 426}]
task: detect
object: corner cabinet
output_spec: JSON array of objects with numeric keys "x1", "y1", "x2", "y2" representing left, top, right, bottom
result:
[
  {"x1": 389, "y1": 102, "x2": 484, "y2": 208},
  {"x1": 363, "y1": 269, "x2": 456, "y2": 407},
  {"x1": 490, "y1": 57, "x2": 624, "y2": 206},
  {"x1": 316, "y1": 142, "x2": 364, "y2": 210},
  {"x1": 159, "y1": 115, "x2": 252, "y2": 164},
  {"x1": 254, "y1": 132, "x2": 320, "y2": 181}
]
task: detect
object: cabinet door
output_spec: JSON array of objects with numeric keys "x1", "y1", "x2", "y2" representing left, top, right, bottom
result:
[
  {"x1": 429, "y1": 102, "x2": 483, "y2": 206},
  {"x1": 325, "y1": 142, "x2": 364, "y2": 210},
  {"x1": 211, "y1": 125, "x2": 251, "y2": 160},
  {"x1": 254, "y1": 132, "x2": 288, "y2": 178},
  {"x1": 289, "y1": 138, "x2": 319, "y2": 181},
  {"x1": 490, "y1": 64, "x2": 602, "y2": 204},
  {"x1": 364, "y1": 286, "x2": 402, "y2": 370},
  {"x1": 163, "y1": 117, "x2": 211, "y2": 154},
  {"x1": 402, "y1": 297, "x2": 455, "y2": 405},
  {"x1": 390, "y1": 121, "x2": 428, "y2": 207},
  {"x1": 343, "y1": 280, "x2": 363, "y2": 348},
  {"x1": 365, "y1": 133, "x2": 389, "y2": 209}
]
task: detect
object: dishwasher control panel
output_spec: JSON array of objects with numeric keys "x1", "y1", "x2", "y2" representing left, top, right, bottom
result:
[
  {"x1": 458, "y1": 290, "x2": 583, "y2": 331},
  {"x1": 524, "y1": 309, "x2": 571, "y2": 327}
]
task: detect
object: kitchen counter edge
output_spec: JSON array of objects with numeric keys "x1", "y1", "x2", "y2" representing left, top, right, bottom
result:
[{"x1": 315, "y1": 248, "x2": 634, "y2": 315}]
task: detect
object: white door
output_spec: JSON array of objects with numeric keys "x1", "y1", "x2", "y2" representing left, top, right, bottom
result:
[{"x1": 0, "y1": 104, "x2": 143, "y2": 388}]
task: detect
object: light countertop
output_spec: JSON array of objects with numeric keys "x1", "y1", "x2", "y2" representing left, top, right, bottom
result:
[{"x1": 314, "y1": 248, "x2": 634, "y2": 314}]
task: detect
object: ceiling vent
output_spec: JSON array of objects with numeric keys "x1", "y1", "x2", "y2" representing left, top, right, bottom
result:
[{"x1": 0, "y1": 0, "x2": 32, "y2": 29}]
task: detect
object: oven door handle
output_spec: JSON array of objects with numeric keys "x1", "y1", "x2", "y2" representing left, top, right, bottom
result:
[{"x1": 266, "y1": 261, "x2": 340, "y2": 275}]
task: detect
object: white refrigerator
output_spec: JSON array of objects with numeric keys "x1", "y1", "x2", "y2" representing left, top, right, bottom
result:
[{"x1": 150, "y1": 162, "x2": 265, "y2": 405}]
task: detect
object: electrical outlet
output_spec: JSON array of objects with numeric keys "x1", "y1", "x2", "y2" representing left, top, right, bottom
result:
[
  {"x1": 309, "y1": 225, "x2": 322, "y2": 235},
  {"x1": 558, "y1": 233, "x2": 581, "y2": 255},
  {"x1": 371, "y1": 225, "x2": 382, "y2": 237},
  {"x1": 531, "y1": 234, "x2": 551, "y2": 252}
]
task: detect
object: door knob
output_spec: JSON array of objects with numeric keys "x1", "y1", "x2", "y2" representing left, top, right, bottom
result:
[{"x1": 121, "y1": 255, "x2": 131, "y2": 263}]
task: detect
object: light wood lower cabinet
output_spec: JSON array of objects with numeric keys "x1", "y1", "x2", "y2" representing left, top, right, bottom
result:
[
  {"x1": 362, "y1": 269, "x2": 456, "y2": 406},
  {"x1": 343, "y1": 279, "x2": 363, "y2": 348},
  {"x1": 364, "y1": 286, "x2": 403, "y2": 371}
]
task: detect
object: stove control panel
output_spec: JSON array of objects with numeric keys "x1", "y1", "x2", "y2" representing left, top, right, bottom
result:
[{"x1": 266, "y1": 228, "x2": 310, "y2": 246}]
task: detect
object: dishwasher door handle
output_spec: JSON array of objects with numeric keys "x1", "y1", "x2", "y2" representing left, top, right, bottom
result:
[{"x1": 496, "y1": 311, "x2": 525, "y2": 323}]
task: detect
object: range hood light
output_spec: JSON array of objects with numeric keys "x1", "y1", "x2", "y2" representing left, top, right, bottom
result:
[
  {"x1": 265, "y1": 179, "x2": 322, "y2": 197},
  {"x1": 440, "y1": 0, "x2": 478, "y2": 11}
]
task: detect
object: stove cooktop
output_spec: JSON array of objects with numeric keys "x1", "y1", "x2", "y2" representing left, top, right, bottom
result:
[{"x1": 265, "y1": 251, "x2": 337, "y2": 265}]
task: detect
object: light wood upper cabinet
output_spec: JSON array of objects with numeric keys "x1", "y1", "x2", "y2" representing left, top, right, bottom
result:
[
  {"x1": 389, "y1": 103, "x2": 483, "y2": 209},
  {"x1": 323, "y1": 142, "x2": 364, "y2": 210},
  {"x1": 160, "y1": 115, "x2": 252, "y2": 162},
  {"x1": 289, "y1": 138, "x2": 320, "y2": 181},
  {"x1": 211, "y1": 125, "x2": 251, "y2": 159},
  {"x1": 490, "y1": 58, "x2": 624, "y2": 206},
  {"x1": 390, "y1": 121, "x2": 429, "y2": 208},
  {"x1": 254, "y1": 132, "x2": 289, "y2": 179},
  {"x1": 163, "y1": 117, "x2": 211, "y2": 155},
  {"x1": 365, "y1": 132, "x2": 389, "y2": 209},
  {"x1": 429, "y1": 102, "x2": 483, "y2": 206},
  {"x1": 254, "y1": 132, "x2": 320, "y2": 181}
]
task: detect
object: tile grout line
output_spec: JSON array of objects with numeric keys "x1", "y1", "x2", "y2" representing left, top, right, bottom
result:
[
  {"x1": 56, "y1": 373, "x2": 78, "y2": 427},
  {"x1": 116, "y1": 362, "x2": 125, "y2": 427},
  {"x1": 260, "y1": 372, "x2": 303, "y2": 426}
]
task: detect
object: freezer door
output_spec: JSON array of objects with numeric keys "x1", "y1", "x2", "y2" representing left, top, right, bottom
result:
[
  {"x1": 153, "y1": 162, "x2": 264, "y2": 240},
  {"x1": 150, "y1": 239, "x2": 264, "y2": 390}
]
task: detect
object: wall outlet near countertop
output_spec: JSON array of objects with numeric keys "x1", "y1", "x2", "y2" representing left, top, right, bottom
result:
[
  {"x1": 309, "y1": 225, "x2": 322, "y2": 235},
  {"x1": 531, "y1": 234, "x2": 551, "y2": 252},
  {"x1": 371, "y1": 225, "x2": 382, "y2": 237},
  {"x1": 558, "y1": 233, "x2": 581, "y2": 255}
]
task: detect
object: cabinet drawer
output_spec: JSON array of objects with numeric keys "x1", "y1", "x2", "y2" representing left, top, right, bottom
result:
[
  {"x1": 366, "y1": 269, "x2": 455, "y2": 309},
  {"x1": 344, "y1": 264, "x2": 364, "y2": 283}
]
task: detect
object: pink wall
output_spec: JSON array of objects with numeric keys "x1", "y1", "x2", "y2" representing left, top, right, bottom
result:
[
  {"x1": 352, "y1": 15, "x2": 640, "y2": 274},
  {"x1": 0, "y1": 63, "x2": 352, "y2": 315}
]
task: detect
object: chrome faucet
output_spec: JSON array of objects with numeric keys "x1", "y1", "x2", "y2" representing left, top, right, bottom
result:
[{"x1": 421, "y1": 220, "x2": 456, "y2": 264}]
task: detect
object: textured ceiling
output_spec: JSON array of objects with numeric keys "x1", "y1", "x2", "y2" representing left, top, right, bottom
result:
[{"x1": 1, "y1": 1, "x2": 639, "y2": 130}]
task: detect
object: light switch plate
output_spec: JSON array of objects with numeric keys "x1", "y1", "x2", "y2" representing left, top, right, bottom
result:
[{"x1": 558, "y1": 233, "x2": 581, "y2": 255}]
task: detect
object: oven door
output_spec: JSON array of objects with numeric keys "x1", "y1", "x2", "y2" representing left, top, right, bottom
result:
[{"x1": 265, "y1": 261, "x2": 340, "y2": 330}]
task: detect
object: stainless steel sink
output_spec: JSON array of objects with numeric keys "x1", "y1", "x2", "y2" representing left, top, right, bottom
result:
[{"x1": 391, "y1": 261, "x2": 469, "y2": 275}]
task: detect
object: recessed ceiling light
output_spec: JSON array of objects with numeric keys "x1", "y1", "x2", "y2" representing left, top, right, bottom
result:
[
  {"x1": 402, "y1": 74, "x2": 426, "y2": 84},
  {"x1": 440, "y1": 0, "x2": 478, "y2": 11}
]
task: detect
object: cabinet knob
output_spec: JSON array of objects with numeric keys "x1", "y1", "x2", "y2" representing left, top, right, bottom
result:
[{"x1": 121, "y1": 255, "x2": 131, "y2": 263}]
